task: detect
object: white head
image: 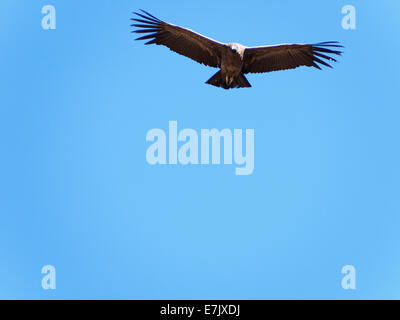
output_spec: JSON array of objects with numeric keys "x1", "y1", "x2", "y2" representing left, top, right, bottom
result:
[{"x1": 230, "y1": 43, "x2": 240, "y2": 53}]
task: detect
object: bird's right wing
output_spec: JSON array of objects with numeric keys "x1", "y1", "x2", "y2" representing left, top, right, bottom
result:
[
  {"x1": 243, "y1": 42, "x2": 343, "y2": 74},
  {"x1": 131, "y1": 10, "x2": 226, "y2": 68}
]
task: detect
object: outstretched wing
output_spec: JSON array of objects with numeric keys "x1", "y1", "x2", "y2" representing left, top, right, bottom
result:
[
  {"x1": 131, "y1": 10, "x2": 226, "y2": 68},
  {"x1": 243, "y1": 42, "x2": 343, "y2": 74}
]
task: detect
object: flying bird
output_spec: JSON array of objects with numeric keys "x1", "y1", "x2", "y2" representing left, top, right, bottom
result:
[{"x1": 131, "y1": 10, "x2": 343, "y2": 89}]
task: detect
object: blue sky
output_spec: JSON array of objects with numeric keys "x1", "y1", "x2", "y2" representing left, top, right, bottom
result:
[{"x1": 0, "y1": 0, "x2": 399, "y2": 299}]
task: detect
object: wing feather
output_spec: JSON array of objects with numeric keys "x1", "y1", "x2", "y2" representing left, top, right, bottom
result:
[
  {"x1": 131, "y1": 10, "x2": 225, "y2": 68},
  {"x1": 243, "y1": 42, "x2": 343, "y2": 74}
]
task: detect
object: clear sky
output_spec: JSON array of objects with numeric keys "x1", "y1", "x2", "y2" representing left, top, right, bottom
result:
[{"x1": 0, "y1": 0, "x2": 399, "y2": 299}]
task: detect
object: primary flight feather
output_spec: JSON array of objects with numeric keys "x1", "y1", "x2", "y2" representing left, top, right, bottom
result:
[{"x1": 131, "y1": 10, "x2": 343, "y2": 89}]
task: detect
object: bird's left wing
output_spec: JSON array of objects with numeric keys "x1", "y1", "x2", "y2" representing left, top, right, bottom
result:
[
  {"x1": 243, "y1": 42, "x2": 343, "y2": 74},
  {"x1": 131, "y1": 10, "x2": 226, "y2": 68}
]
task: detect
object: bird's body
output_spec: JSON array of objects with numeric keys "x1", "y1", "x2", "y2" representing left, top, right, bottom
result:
[
  {"x1": 218, "y1": 43, "x2": 247, "y2": 88},
  {"x1": 131, "y1": 10, "x2": 343, "y2": 89}
]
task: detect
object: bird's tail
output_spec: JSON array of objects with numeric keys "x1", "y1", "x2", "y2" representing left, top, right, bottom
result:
[{"x1": 206, "y1": 71, "x2": 252, "y2": 89}]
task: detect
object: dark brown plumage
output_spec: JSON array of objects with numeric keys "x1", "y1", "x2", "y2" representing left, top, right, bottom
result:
[{"x1": 131, "y1": 10, "x2": 343, "y2": 90}]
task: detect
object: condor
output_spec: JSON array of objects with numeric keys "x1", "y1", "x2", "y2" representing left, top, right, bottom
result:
[{"x1": 132, "y1": 10, "x2": 343, "y2": 89}]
